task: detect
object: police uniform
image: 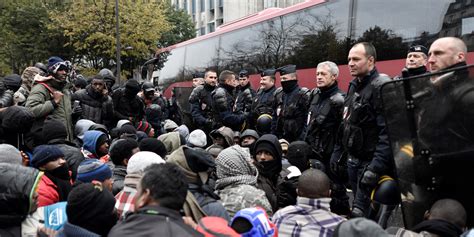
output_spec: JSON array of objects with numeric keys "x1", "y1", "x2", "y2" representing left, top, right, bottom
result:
[
  {"x1": 212, "y1": 83, "x2": 246, "y2": 132},
  {"x1": 235, "y1": 70, "x2": 256, "y2": 114},
  {"x1": 250, "y1": 69, "x2": 277, "y2": 130},
  {"x1": 188, "y1": 82, "x2": 216, "y2": 132},
  {"x1": 331, "y1": 68, "x2": 393, "y2": 217},
  {"x1": 272, "y1": 65, "x2": 310, "y2": 143}
]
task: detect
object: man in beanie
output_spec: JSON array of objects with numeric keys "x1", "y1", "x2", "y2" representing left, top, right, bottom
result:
[
  {"x1": 139, "y1": 81, "x2": 169, "y2": 119},
  {"x1": 168, "y1": 146, "x2": 230, "y2": 221},
  {"x1": 273, "y1": 169, "x2": 346, "y2": 237},
  {"x1": 109, "y1": 138, "x2": 140, "y2": 195},
  {"x1": 139, "y1": 138, "x2": 167, "y2": 158},
  {"x1": 136, "y1": 120, "x2": 155, "y2": 138},
  {"x1": 14, "y1": 66, "x2": 42, "y2": 106},
  {"x1": 31, "y1": 145, "x2": 72, "y2": 207},
  {"x1": 76, "y1": 159, "x2": 113, "y2": 191},
  {"x1": 112, "y1": 79, "x2": 144, "y2": 125},
  {"x1": 72, "y1": 74, "x2": 114, "y2": 128},
  {"x1": 235, "y1": 70, "x2": 256, "y2": 116},
  {"x1": 57, "y1": 182, "x2": 117, "y2": 236},
  {"x1": 43, "y1": 119, "x2": 84, "y2": 181},
  {"x1": 115, "y1": 151, "x2": 165, "y2": 219},
  {"x1": 240, "y1": 129, "x2": 260, "y2": 157},
  {"x1": 71, "y1": 74, "x2": 88, "y2": 93},
  {"x1": 81, "y1": 130, "x2": 109, "y2": 160},
  {"x1": 26, "y1": 56, "x2": 75, "y2": 147},
  {"x1": 109, "y1": 163, "x2": 202, "y2": 237},
  {"x1": 187, "y1": 129, "x2": 207, "y2": 150},
  {"x1": 253, "y1": 134, "x2": 282, "y2": 213}
]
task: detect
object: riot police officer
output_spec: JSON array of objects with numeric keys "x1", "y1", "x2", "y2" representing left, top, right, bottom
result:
[
  {"x1": 189, "y1": 69, "x2": 218, "y2": 134},
  {"x1": 397, "y1": 45, "x2": 429, "y2": 79},
  {"x1": 331, "y1": 42, "x2": 393, "y2": 218},
  {"x1": 250, "y1": 69, "x2": 277, "y2": 129},
  {"x1": 305, "y1": 61, "x2": 349, "y2": 215},
  {"x1": 235, "y1": 70, "x2": 256, "y2": 114},
  {"x1": 273, "y1": 65, "x2": 310, "y2": 143},
  {"x1": 212, "y1": 70, "x2": 246, "y2": 131}
]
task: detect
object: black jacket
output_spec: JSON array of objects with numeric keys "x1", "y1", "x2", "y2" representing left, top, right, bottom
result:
[
  {"x1": 212, "y1": 84, "x2": 246, "y2": 131},
  {"x1": 189, "y1": 84, "x2": 215, "y2": 129},
  {"x1": 108, "y1": 205, "x2": 203, "y2": 237},
  {"x1": 235, "y1": 83, "x2": 256, "y2": 113},
  {"x1": 112, "y1": 88, "x2": 144, "y2": 125},
  {"x1": 72, "y1": 86, "x2": 114, "y2": 128}
]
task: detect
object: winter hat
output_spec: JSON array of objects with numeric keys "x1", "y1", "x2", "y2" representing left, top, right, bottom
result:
[
  {"x1": 31, "y1": 145, "x2": 64, "y2": 168},
  {"x1": 240, "y1": 129, "x2": 260, "y2": 140},
  {"x1": 21, "y1": 67, "x2": 42, "y2": 89},
  {"x1": 47, "y1": 56, "x2": 65, "y2": 70},
  {"x1": 139, "y1": 138, "x2": 167, "y2": 158},
  {"x1": 136, "y1": 131, "x2": 148, "y2": 142},
  {"x1": 43, "y1": 119, "x2": 68, "y2": 142},
  {"x1": 0, "y1": 144, "x2": 22, "y2": 165},
  {"x1": 75, "y1": 119, "x2": 96, "y2": 140},
  {"x1": 287, "y1": 141, "x2": 312, "y2": 172},
  {"x1": 125, "y1": 79, "x2": 140, "y2": 91},
  {"x1": 279, "y1": 139, "x2": 289, "y2": 154},
  {"x1": 120, "y1": 124, "x2": 137, "y2": 140},
  {"x1": 3, "y1": 74, "x2": 22, "y2": 91},
  {"x1": 136, "y1": 121, "x2": 152, "y2": 134},
  {"x1": 73, "y1": 76, "x2": 88, "y2": 88},
  {"x1": 77, "y1": 159, "x2": 112, "y2": 183},
  {"x1": 174, "y1": 124, "x2": 189, "y2": 140},
  {"x1": 333, "y1": 218, "x2": 390, "y2": 237},
  {"x1": 196, "y1": 217, "x2": 241, "y2": 237},
  {"x1": 66, "y1": 183, "x2": 117, "y2": 236},
  {"x1": 2, "y1": 106, "x2": 35, "y2": 133},
  {"x1": 254, "y1": 134, "x2": 282, "y2": 161},
  {"x1": 109, "y1": 138, "x2": 139, "y2": 166},
  {"x1": 163, "y1": 119, "x2": 178, "y2": 131},
  {"x1": 116, "y1": 119, "x2": 132, "y2": 129},
  {"x1": 126, "y1": 151, "x2": 165, "y2": 175},
  {"x1": 230, "y1": 207, "x2": 276, "y2": 237},
  {"x1": 187, "y1": 129, "x2": 207, "y2": 148}
]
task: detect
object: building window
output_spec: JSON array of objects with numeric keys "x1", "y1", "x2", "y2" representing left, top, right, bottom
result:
[
  {"x1": 200, "y1": 0, "x2": 205, "y2": 12},
  {"x1": 209, "y1": 0, "x2": 214, "y2": 10},
  {"x1": 184, "y1": 0, "x2": 188, "y2": 11},
  {"x1": 200, "y1": 27, "x2": 206, "y2": 35},
  {"x1": 208, "y1": 22, "x2": 215, "y2": 32},
  {"x1": 192, "y1": 0, "x2": 196, "y2": 13}
]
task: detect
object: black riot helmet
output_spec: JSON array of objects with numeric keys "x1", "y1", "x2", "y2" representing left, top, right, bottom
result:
[
  {"x1": 256, "y1": 114, "x2": 272, "y2": 136},
  {"x1": 368, "y1": 175, "x2": 401, "y2": 228}
]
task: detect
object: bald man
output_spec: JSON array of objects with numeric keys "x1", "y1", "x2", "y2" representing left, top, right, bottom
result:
[
  {"x1": 416, "y1": 37, "x2": 474, "y2": 227},
  {"x1": 273, "y1": 169, "x2": 346, "y2": 237}
]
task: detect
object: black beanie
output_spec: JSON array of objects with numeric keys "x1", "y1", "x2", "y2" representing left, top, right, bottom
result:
[
  {"x1": 255, "y1": 142, "x2": 279, "y2": 161},
  {"x1": 139, "y1": 138, "x2": 167, "y2": 158},
  {"x1": 120, "y1": 124, "x2": 137, "y2": 138},
  {"x1": 125, "y1": 79, "x2": 140, "y2": 93},
  {"x1": 287, "y1": 141, "x2": 312, "y2": 172},
  {"x1": 66, "y1": 183, "x2": 117, "y2": 236},
  {"x1": 43, "y1": 119, "x2": 68, "y2": 142},
  {"x1": 109, "y1": 138, "x2": 138, "y2": 165}
]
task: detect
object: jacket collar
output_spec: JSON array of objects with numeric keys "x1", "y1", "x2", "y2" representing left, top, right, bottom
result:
[
  {"x1": 296, "y1": 197, "x2": 331, "y2": 212},
  {"x1": 135, "y1": 205, "x2": 183, "y2": 221}
]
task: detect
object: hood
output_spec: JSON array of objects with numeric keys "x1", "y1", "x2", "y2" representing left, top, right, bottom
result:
[
  {"x1": 167, "y1": 146, "x2": 215, "y2": 184},
  {"x1": 158, "y1": 131, "x2": 182, "y2": 155},
  {"x1": 0, "y1": 163, "x2": 43, "y2": 227},
  {"x1": 21, "y1": 67, "x2": 42, "y2": 90},
  {"x1": 174, "y1": 124, "x2": 190, "y2": 140},
  {"x1": 210, "y1": 126, "x2": 234, "y2": 147},
  {"x1": 75, "y1": 119, "x2": 97, "y2": 140},
  {"x1": 253, "y1": 134, "x2": 282, "y2": 161},
  {"x1": 82, "y1": 130, "x2": 106, "y2": 156}
]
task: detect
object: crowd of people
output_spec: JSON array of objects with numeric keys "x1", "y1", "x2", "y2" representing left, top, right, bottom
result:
[{"x1": 0, "y1": 36, "x2": 473, "y2": 237}]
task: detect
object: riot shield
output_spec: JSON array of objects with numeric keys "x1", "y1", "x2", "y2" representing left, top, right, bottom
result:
[
  {"x1": 173, "y1": 87, "x2": 195, "y2": 130},
  {"x1": 380, "y1": 64, "x2": 474, "y2": 228}
]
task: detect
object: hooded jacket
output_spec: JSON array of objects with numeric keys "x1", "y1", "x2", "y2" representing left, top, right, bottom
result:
[
  {"x1": 158, "y1": 131, "x2": 183, "y2": 155},
  {"x1": 25, "y1": 76, "x2": 74, "y2": 145},
  {"x1": 82, "y1": 130, "x2": 107, "y2": 159},
  {"x1": 0, "y1": 163, "x2": 43, "y2": 228}
]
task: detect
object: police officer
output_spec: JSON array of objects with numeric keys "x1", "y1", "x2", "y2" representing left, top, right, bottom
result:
[
  {"x1": 192, "y1": 72, "x2": 205, "y2": 88},
  {"x1": 273, "y1": 65, "x2": 310, "y2": 143},
  {"x1": 212, "y1": 70, "x2": 246, "y2": 131},
  {"x1": 189, "y1": 69, "x2": 218, "y2": 134},
  {"x1": 331, "y1": 42, "x2": 392, "y2": 218},
  {"x1": 305, "y1": 61, "x2": 349, "y2": 215},
  {"x1": 235, "y1": 70, "x2": 256, "y2": 114},
  {"x1": 397, "y1": 45, "x2": 429, "y2": 79},
  {"x1": 250, "y1": 69, "x2": 277, "y2": 130}
]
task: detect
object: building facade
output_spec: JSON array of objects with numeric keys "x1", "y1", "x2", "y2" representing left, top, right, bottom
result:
[{"x1": 171, "y1": 0, "x2": 304, "y2": 36}]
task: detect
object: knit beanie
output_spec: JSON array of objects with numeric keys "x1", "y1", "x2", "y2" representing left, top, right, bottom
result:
[
  {"x1": 109, "y1": 139, "x2": 139, "y2": 166},
  {"x1": 75, "y1": 119, "x2": 96, "y2": 140},
  {"x1": 47, "y1": 56, "x2": 64, "y2": 70},
  {"x1": 187, "y1": 129, "x2": 207, "y2": 148},
  {"x1": 287, "y1": 141, "x2": 312, "y2": 172},
  {"x1": 125, "y1": 79, "x2": 140, "y2": 92},
  {"x1": 116, "y1": 119, "x2": 132, "y2": 129},
  {"x1": 66, "y1": 183, "x2": 117, "y2": 236},
  {"x1": 333, "y1": 218, "x2": 390, "y2": 237},
  {"x1": 120, "y1": 124, "x2": 137, "y2": 139},
  {"x1": 43, "y1": 119, "x2": 68, "y2": 142},
  {"x1": 0, "y1": 144, "x2": 22, "y2": 165},
  {"x1": 136, "y1": 121, "x2": 152, "y2": 134},
  {"x1": 139, "y1": 138, "x2": 168, "y2": 158},
  {"x1": 126, "y1": 151, "x2": 165, "y2": 175},
  {"x1": 31, "y1": 145, "x2": 64, "y2": 168},
  {"x1": 77, "y1": 159, "x2": 112, "y2": 183},
  {"x1": 136, "y1": 131, "x2": 148, "y2": 142}
]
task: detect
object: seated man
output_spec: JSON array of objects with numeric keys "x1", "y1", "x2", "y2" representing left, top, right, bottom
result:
[
  {"x1": 273, "y1": 169, "x2": 346, "y2": 237},
  {"x1": 108, "y1": 163, "x2": 202, "y2": 237}
]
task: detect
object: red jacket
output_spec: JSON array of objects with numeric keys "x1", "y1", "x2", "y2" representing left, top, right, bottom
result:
[{"x1": 37, "y1": 175, "x2": 59, "y2": 207}]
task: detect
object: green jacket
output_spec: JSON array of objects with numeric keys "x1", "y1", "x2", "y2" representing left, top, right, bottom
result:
[{"x1": 25, "y1": 79, "x2": 74, "y2": 143}]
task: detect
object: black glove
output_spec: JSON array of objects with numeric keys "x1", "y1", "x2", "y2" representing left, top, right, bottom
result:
[
  {"x1": 360, "y1": 169, "x2": 378, "y2": 188},
  {"x1": 72, "y1": 105, "x2": 83, "y2": 117}
]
